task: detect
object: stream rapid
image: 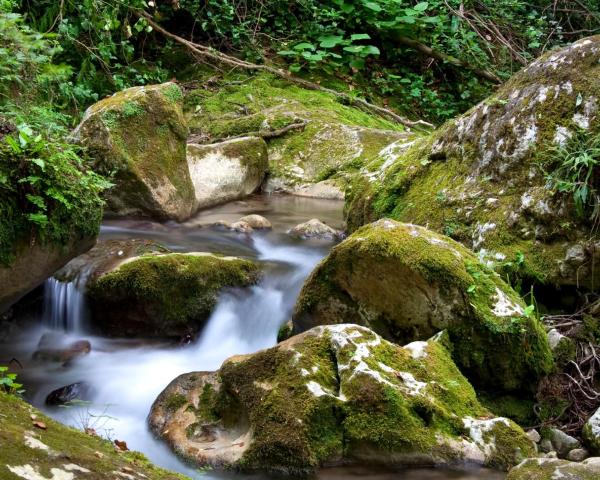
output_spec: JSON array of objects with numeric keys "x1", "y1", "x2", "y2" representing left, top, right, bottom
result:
[{"x1": 0, "y1": 194, "x2": 504, "y2": 480}]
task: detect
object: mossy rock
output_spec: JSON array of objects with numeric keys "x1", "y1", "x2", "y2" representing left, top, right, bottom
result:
[
  {"x1": 506, "y1": 457, "x2": 600, "y2": 479},
  {"x1": 87, "y1": 252, "x2": 260, "y2": 338},
  {"x1": 583, "y1": 407, "x2": 600, "y2": 453},
  {"x1": 184, "y1": 74, "x2": 406, "y2": 191},
  {"x1": 149, "y1": 324, "x2": 533, "y2": 474},
  {"x1": 187, "y1": 136, "x2": 268, "y2": 210},
  {"x1": 344, "y1": 36, "x2": 600, "y2": 290},
  {"x1": 292, "y1": 219, "x2": 553, "y2": 392},
  {"x1": 73, "y1": 83, "x2": 195, "y2": 221},
  {"x1": 0, "y1": 392, "x2": 188, "y2": 480}
]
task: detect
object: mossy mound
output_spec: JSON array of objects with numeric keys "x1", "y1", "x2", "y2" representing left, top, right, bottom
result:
[
  {"x1": 344, "y1": 36, "x2": 600, "y2": 290},
  {"x1": 87, "y1": 252, "x2": 260, "y2": 338},
  {"x1": 506, "y1": 457, "x2": 600, "y2": 479},
  {"x1": 184, "y1": 74, "x2": 406, "y2": 191},
  {"x1": 149, "y1": 324, "x2": 533, "y2": 474},
  {"x1": 0, "y1": 392, "x2": 188, "y2": 480},
  {"x1": 292, "y1": 219, "x2": 553, "y2": 392},
  {"x1": 73, "y1": 83, "x2": 195, "y2": 221}
]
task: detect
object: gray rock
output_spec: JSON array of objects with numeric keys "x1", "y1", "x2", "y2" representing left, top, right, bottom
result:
[
  {"x1": 567, "y1": 448, "x2": 590, "y2": 462},
  {"x1": 507, "y1": 457, "x2": 600, "y2": 479},
  {"x1": 526, "y1": 429, "x2": 541, "y2": 443},
  {"x1": 187, "y1": 137, "x2": 268, "y2": 211},
  {"x1": 288, "y1": 218, "x2": 342, "y2": 240},
  {"x1": 583, "y1": 407, "x2": 600, "y2": 452},
  {"x1": 547, "y1": 328, "x2": 566, "y2": 350},
  {"x1": 238, "y1": 214, "x2": 272, "y2": 230},
  {"x1": 547, "y1": 428, "x2": 581, "y2": 457},
  {"x1": 540, "y1": 439, "x2": 554, "y2": 453}
]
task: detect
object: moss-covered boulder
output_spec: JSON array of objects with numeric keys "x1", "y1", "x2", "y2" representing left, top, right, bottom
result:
[
  {"x1": 583, "y1": 407, "x2": 600, "y2": 453},
  {"x1": 184, "y1": 74, "x2": 406, "y2": 194},
  {"x1": 149, "y1": 324, "x2": 534, "y2": 474},
  {"x1": 292, "y1": 219, "x2": 552, "y2": 392},
  {"x1": 187, "y1": 137, "x2": 268, "y2": 210},
  {"x1": 506, "y1": 457, "x2": 600, "y2": 479},
  {"x1": 345, "y1": 36, "x2": 600, "y2": 289},
  {"x1": 0, "y1": 392, "x2": 188, "y2": 480},
  {"x1": 87, "y1": 252, "x2": 260, "y2": 338},
  {"x1": 73, "y1": 83, "x2": 195, "y2": 221}
]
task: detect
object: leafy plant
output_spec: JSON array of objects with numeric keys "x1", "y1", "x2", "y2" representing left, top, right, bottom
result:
[
  {"x1": 545, "y1": 129, "x2": 600, "y2": 222},
  {"x1": 0, "y1": 366, "x2": 24, "y2": 395}
]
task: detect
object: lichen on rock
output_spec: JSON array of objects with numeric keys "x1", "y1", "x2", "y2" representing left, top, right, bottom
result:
[
  {"x1": 291, "y1": 219, "x2": 553, "y2": 392},
  {"x1": 506, "y1": 457, "x2": 600, "y2": 480},
  {"x1": 344, "y1": 36, "x2": 600, "y2": 290},
  {"x1": 149, "y1": 324, "x2": 534, "y2": 474}
]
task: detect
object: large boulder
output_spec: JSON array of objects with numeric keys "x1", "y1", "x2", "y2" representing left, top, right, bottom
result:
[
  {"x1": 292, "y1": 219, "x2": 553, "y2": 392},
  {"x1": 507, "y1": 457, "x2": 600, "y2": 479},
  {"x1": 73, "y1": 82, "x2": 195, "y2": 221},
  {"x1": 187, "y1": 137, "x2": 268, "y2": 210},
  {"x1": 345, "y1": 36, "x2": 600, "y2": 289},
  {"x1": 0, "y1": 392, "x2": 186, "y2": 479},
  {"x1": 149, "y1": 324, "x2": 534, "y2": 474},
  {"x1": 87, "y1": 252, "x2": 260, "y2": 338}
]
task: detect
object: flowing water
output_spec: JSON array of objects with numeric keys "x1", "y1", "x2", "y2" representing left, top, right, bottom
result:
[{"x1": 0, "y1": 194, "x2": 504, "y2": 480}]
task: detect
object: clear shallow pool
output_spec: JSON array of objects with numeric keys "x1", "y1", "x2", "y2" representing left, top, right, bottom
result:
[{"x1": 0, "y1": 194, "x2": 505, "y2": 480}]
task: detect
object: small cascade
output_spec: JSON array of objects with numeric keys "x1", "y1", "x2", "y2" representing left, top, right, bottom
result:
[{"x1": 43, "y1": 277, "x2": 87, "y2": 332}]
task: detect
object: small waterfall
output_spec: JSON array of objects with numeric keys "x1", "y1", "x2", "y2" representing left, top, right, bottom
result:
[{"x1": 43, "y1": 278, "x2": 87, "y2": 332}]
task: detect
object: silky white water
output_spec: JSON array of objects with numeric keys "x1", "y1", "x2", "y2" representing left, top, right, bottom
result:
[{"x1": 0, "y1": 195, "x2": 504, "y2": 480}]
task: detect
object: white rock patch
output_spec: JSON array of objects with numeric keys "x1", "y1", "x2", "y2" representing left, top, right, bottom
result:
[
  {"x1": 6, "y1": 465, "x2": 75, "y2": 480},
  {"x1": 492, "y1": 287, "x2": 525, "y2": 317}
]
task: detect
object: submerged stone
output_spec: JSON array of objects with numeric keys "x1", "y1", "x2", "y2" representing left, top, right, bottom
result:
[
  {"x1": 149, "y1": 324, "x2": 534, "y2": 474},
  {"x1": 291, "y1": 219, "x2": 552, "y2": 392}
]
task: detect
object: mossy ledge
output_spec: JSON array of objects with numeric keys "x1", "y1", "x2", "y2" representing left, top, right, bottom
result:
[{"x1": 0, "y1": 392, "x2": 188, "y2": 480}]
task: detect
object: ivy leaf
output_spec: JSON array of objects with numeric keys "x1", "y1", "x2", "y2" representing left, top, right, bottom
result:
[
  {"x1": 414, "y1": 2, "x2": 429, "y2": 12},
  {"x1": 293, "y1": 42, "x2": 315, "y2": 51}
]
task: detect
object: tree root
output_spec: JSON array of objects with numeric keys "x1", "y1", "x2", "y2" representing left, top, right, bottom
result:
[{"x1": 133, "y1": 10, "x2": 434, "y2": 130}]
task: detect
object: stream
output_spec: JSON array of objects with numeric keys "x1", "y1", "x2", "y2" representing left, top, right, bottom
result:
[{"x1": 0, "y1": 194, "x2": 504, "y2": 480}]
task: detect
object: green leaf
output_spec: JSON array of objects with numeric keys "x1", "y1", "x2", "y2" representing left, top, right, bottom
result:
[
  {"x1": 31, "y1": 158, "x2": 45, "y2": 170},
  {"x1": 413, "y1": 2, "x2": 429, "y2": 12},
  {"x1": 27, "y1": 212, "x2": 48, "y2": 227},
  {"x1": 363, "y1": 2, "x2": 382, "y2": 12},
  {"x1": 318, "y1": 35, "x2": 344, "y2": 49},
  {"x1": 293, "y1": 42, "x2": 315, "y2": 51},
  {"x1": 26, "y1": 194, "x2": 46, "y2": 210},
  {"x1": 350, "y1": 33, "x2": 371, "y2": 41}
]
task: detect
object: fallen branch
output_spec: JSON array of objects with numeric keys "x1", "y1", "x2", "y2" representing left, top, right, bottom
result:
[
  {"x1": 133, "y1": 10, "x2": 433, "y2": 129},
  {"x1": 192, "y1": 119, "x2": 310, "y2": 144}
]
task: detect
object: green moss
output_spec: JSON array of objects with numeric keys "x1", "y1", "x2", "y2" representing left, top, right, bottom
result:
[
  {"x1": 162, "y1": 83, "x2": 184, "y2": 104},
  {"x1": 479, "y1": 394, "x2": 536, "y2": 426},
  {"x1": 165, "y1": 393, "x2": 188, "y2": 412},
  {"x1": 293, "y1": 220, "x2": 553, "y2": 392},
  {"x1": 482, "y1": 420, "x2": 533, "y2": 470},
  {"x1": 87, "y1": 253, "x2": 260, "y2": 337},
  {"x1": 0, "y1": 392, "x2": 188, "y2": 479}
]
